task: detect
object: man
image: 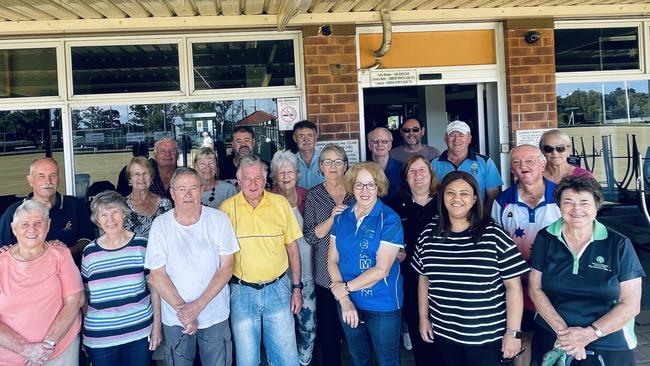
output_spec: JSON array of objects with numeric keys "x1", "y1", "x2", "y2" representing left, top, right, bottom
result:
[
  {"x1": 389, "y1": 117, "x2": 440, "y2": 163},
  {"x1": 219, "y1": 155, "x2": 303, "y2": 366},
  {"x1": 219, "y1": 126, "x2": 257, "y2": 180},
  {"x1": 491, "y1": 144, "x2": 561, "y2": 366},
  {"x1": 116, "y1": 138, "x2": 178, "y2": 199},
  {"x1": 293, "y1": 120, "x2": 324, "y2": 189},
  {"x1": 0, "y1": 157, "x2": 95, "y2": 264},
  {"x1": 146, "y1": 167, "x2": 239, "y2": 366},
  {"x1": 431, "y1": 120, "x2": 502, "y2": 211},
  {"x1": 367, "y1": 127, "x2": 403, "y2": 202}
]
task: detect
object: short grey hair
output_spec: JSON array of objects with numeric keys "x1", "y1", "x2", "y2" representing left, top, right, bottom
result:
[
  {"x1": 510, "y1": 144, "x2": 547, "y2": 164},
  {"x1": 29, "y1": 157, "x2": 59, "y2": 176},
  {"x1": 154, "y1": 137, "x2": 178, "y2": 155},
  {"x1": 318, "y1": 144, "x2": 348, "y2": 164},
  {"x1": 170, "y1": 167, "x2": 202, "y2": 189},
  {"x1": 367, "y1": 127, "x2": 393, "y2": 141},
  {"x1": 540, "y1": 129, "x2": 571, "y2": 148},
  {"x1": 90, "y1": 190, "x2": 131, "y2": 226},
  {"x1": 13, "y1": 200, "x2": 50, "y2": 224},
  {"x1": 236, "y1": 154, "x2": 268, "y2": 179},
  {"x1": 270, "y1": 150, "x2": 299, "y2": 180}
]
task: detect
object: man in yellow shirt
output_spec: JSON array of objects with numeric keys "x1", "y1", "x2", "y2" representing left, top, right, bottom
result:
[{"x1": 220, "y1": 154, "x2": 303, "y2": 366}]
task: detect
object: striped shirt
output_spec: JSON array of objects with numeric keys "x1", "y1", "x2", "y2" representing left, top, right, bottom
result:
[
  {"x1": 411, "y1": 221, "x2": 529, "y2": 345},
  {"x1": 81, "y1": 235, "x2": 153, "y2": 348}
]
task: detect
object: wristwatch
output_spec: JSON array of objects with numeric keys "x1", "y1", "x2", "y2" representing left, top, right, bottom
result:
[
  {"x1": 344, "y1": 282, "x2": 352, "y2": 294},
  {"x1": 589, "y1": 324, "x2": 604, "y2": 338},
  {"x1": 43, "y1": 339, "x2": 56, "y2": 348},
  {"x1": 291, "y1": 282, "x2": 304, "y2": 290},
  {"x1": 506, "y1": 328, "x2": 523, "y2": 339}
]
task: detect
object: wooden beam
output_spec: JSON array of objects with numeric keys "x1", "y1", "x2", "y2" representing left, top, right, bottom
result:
[
  {"x1": 353, "y1": 0, "x2": 381, "y2": 11},
  {"x1": 194, "y1": 0, "x2": 220, "y2": 15},
  {"x1": 332, "y1": 0, "x2": 359, "y2": 12},
  {"x1": 245, "y1": 0, "x2": 266, "y2": 14},
  {"x1": 394, "y1": 0, "x2": 430, "y2": 10},
  {"x1": 438, "y1": 0, "x2": 473, "y2": 9},
  {"x1": 165, "y1": 0, "x2": 198, "y2": 16},
  {"x1": 0, "y1": 5, "x2": 36, "y2": 21},
  {"x1": 309, "y1": 0, "x2": 335, "y2": 13},
  {"x1": 415, "y1": 0, "x2": 448, "y2": 10},
  {"x1": 137, "y1": 0, "x2": 174, "y2": 16},
  {"x1": 3, "y1": 1, "x2": 56, "y2": 20},
  {"x1": 86, "y1": 0, "x2": 128, "y2": 18},
  {"x1": 57, "y1": 0, "x2": 107, "y2": 18},
  {"x1": 110, "y1": 0, "x2": 151, "y2": 17},
  {"x1": 218, "y1": 0, "x2": 241, "y2": 15},
  {"x1": 265, "y1": 0, "x2": 282, "y2": 14},
  {"x1": 20, "y1": 0, "x2": 80, "y2": 20}
]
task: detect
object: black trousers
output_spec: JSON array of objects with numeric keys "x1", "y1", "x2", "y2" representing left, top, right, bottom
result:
[
  {"x1": 402, "y1": 268, "x2": 441, "y2": 366},
  {"x1": 435, "y1": 337, "x2": 502, "y2": 366},
  {"x1": 315, "y1": 284, "x2": 343, "y2": 366}
]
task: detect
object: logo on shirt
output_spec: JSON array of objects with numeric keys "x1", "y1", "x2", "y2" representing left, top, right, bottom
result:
[
  {"x1": 514, "y1": 227, "x2": 526, "y2": 238},
  {"x1": 588, "y1": 256, "x2": 611, "y2": 272},
  {"x1": 470, "y1": 162, "x2": 479, "y2": 176},
  {"x1": 64, "y1": 221, "x2": 73, "y2": 231}
]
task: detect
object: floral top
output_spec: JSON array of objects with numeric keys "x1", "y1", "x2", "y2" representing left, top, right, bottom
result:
[{"x1": 124, "y1": 195, "x2": 173, "y2": 238}]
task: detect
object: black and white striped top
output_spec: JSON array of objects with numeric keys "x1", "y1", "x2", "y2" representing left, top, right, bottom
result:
[{"x1": 411, "y1": 221, "x2": 529, "y2": 345}]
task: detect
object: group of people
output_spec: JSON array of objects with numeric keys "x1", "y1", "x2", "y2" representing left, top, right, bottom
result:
[{"x1": 0, "y1": 118, "x2": 644, "y2": 366}]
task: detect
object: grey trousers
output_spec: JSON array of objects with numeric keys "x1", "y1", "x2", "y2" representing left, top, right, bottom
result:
[{"x1": 163, "y1": 320, "x2": 232, "y2": 366}]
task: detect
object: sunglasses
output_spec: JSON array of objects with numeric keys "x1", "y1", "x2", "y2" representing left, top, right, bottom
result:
[
  {"x1": 541, "y1": 144, "x2": 568, "y2": 154},
  {"x1": 402, "y1": 127, "x2": 421, "y2": 133}
]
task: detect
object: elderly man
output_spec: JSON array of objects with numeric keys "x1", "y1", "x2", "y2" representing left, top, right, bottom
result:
[
  {"x1": 491, "y1": 144, "x2": 561, "y2": 366},
  {"x1": 431, "y1": 120, "x2": 502, "y2": 211},
  {"x1": 293, "y1": 120, "x2": 324, "y2": 189},
  {"x1": 116, "y1": 138, "x2": 178, "y2": 198},
  {"x1": 367, "y1": 127, "x2": 403, "y2": 202},
  {"x1": 0, "y1": 157, "x2": 95, "y2": 263},
  {"x1": 146, "y1": 167, "x2": 239, "y2": 366},
  {"x1": 219, "y1": 126, "x2": 257, "y2": 180},
  {"x1": 390, "y1": 117, "x2": 440, "y2": 163},
  {"x1": 219, "y1": 155, "x2": 303, "y2": 366}
]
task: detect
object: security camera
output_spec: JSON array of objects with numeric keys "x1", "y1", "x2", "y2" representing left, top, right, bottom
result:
[
  {"x1": 524, "y1": 31, "x2": 541, "y2": 44},
  {"x1": 319, "y1": 25, "x2": 333, "y2": 37}
]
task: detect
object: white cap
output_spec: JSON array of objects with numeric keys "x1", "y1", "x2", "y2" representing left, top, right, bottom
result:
[
  {"x1": 202, "y1": 131, "x2": 209, "y2": 137},
  {"x1": 446, "y1": 120, "x2": 470, "y2": 135}
]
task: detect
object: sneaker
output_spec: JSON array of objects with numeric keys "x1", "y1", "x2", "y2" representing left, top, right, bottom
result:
[{"x1": 403, "y1": 331, "x2": 413, "y2": 351}]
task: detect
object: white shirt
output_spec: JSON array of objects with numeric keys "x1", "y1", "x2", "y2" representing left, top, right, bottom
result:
[{"x1": 145, "y1": 207, "x2": 239, "y2": 328}]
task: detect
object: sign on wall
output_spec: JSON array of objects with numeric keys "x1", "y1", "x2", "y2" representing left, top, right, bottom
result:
[
  {"x1": 370, "y1": 69, "x2": 417, "y2": 87},
  {"x1": 515, "y1": 129, "x2": 550, "y2": 146},
  {"x1": 316, "y1": 139, "x2": 360, "y2": 165},
  {"x1": 277, "y1": 97, "x2": 301, "y2": 131}
]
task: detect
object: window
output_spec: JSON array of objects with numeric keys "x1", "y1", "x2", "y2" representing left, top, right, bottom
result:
[
  {"x1": 555, "y1": 27, "x2": 640, "y2": 72},
  {"x1": 71, "y1": 44, "x2": 181, "y2": 95},
  {"x1": 0, "y1": 48, "x2": 58, "y2": 98},
  {"x1": 192, "y1": 40, "x2": 296, "y2": 89}
]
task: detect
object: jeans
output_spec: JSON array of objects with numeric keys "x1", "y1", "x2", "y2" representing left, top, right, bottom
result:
[
  {"x1": 230, "y1": 274, "x2": 299, "y2": 366},
  {"x1": 296, "y1": 279, "x2": 316, "y2": 366},
  {"x1": 338, "y1": 306, "x2": 401, "y2": 366},
  {"x1": 86, "y1": 337, "x2": 150, "y2": 366},
  {"x1": 163, "y1": 320, "x2": 232, "y2": 366}
]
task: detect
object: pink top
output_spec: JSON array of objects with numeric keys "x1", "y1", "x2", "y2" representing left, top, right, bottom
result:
[
  {"x1": 571, "y1": 166, "x2": 593, "y2": 178},
  {"x1": 0, "y1": 245, "x2": 83, "y2": 365}
]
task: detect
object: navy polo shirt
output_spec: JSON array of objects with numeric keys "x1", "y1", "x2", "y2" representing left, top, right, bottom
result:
[
  {"x1": 383, "y1": 158, "x2": 403, "y2": 202},
  {"x1": 0, "y1": 193, "x2": 96, "y2": 247},
  {"x1": 331, "y1": 200, "x2": 404, "y2": 312},
  {"x1": 431, "y1": 150, "x2": 502, "y2": 201},
  {"x1": 530, "y1": 219, "x2": 646, "y2": 351}
]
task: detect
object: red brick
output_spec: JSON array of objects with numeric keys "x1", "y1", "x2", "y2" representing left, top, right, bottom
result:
[
  {"x1": 331, "y1": 54, "x2": 356, "y2": 64},
  {"x1": 309, "y1": 94, "x2": 333, "y2": 104},
  {"x1": 508, "y1": 65, "x2": 534, "y2": 76},
  {"x1": 343, "y1": 45, "x2": 356, "y2": 54},
  {"x1": 522, "y1": 94, "x2": 545, "y2": 103},
  {"x1": 304, "y1": 45, "x2": 319, "y2": 56},
  {"x1": 520, "y1": 56, "x2": 543, "y2": 65},
  {"x1": 332, "y1": 74, "x2": 357, "y2": 84},
  {"x1": 333, "y1": 37, "x2": 355, "y2": 45},
  {"x1": 320, "y1": 84, "x2": 346, "y2": 94},
  {"x1": 307, "y1": 75, "x2": 332, "y2": 85},
  {"x1": 307, "y1": 104, "x2": 321, "y2": 114},
  {"x1": 346, "y1": 84, "x2": 358, "y2": 93},
  {"x1": 531, "y1": 47, "x2": 553, "y2": 56},
  {"x1": 321, "y1": 104, "x2": 347, "y2": 113},
  {"x1": 319, "y1": 123, "x2": 344, "y2": 133},
  {"x1": 521, "y1": 75, "x2": 545, "y2": 84},
  {"x1": 303, "y1": 37, "x2": 330, "y2": 46},
  {"x1": 347, "y1": 103, "x2": 359, "y2": 113},
  {"x1": 532, "y1": 84, "x2": 554, "y2": 93},
  {"x1": 507, "y1": 47, "x2": 531, "y2": 57},
  {"x1": 522, "y1": 112, "x2": 548, "y2": 122},
  {"x1": 304, "y1": 55, "x2": 323, "y2": 65},
  {"x1": 334, "y1": 114, "x2": 350, "y2": 122},
  {"x1": 507, "y1": 37, "x2": 521, "y2": 48},
  {"x1": 333, "y1": 93, "x2": 358, "y2": 103},
  {"x1": 317, "y1": 65, "x2": 331, "y2": 74},
  {"x1": 511, "y1": 84, "x2": 533, "y2": 94},
  {"x1": 545, "y1": 93, "x2": 557, "y2": 102},
  {"x1": 516, "y1": 103, "x2": 550, "y2": 113},
  {"x1": 315, "y1": 114, "x2": 334, "y2": 123},
  {"x1": 319, "y1": 45, "x2": 345, "y2": 55},
  {"x1": 305, "y1": 65, "x2": 319, "y2": 75}
]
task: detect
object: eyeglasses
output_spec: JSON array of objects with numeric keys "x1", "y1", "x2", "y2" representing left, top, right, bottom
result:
[
  {"x1": 402, "y1": 127, "x2": 421, "y2": 133},
  {"x1": 542, "y1": 144, "x2": 568, "y2": 154},
  {"x1": 370, "y1": 139, "x2": 390, "y2": 145},
  {"x1": 353, "y1": 182, "x2": 377, "y2": 191},
  {"x1": 322, "y1": 159, "x2": 346, "y2": 166}
]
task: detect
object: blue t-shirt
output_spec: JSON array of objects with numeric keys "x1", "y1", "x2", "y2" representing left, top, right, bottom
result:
[
  {"x1": 431, "y1": 151, "x2": 502, "y2": 201},
  {"x1": 383, "y1": 158, "x2": 403, "y2": 202},
  {"x1": 296, "y1": 150, "x2": 324, "y2": 190},
  {"x1": 331, "y1": 200, "x2": 404, "y2": 312}
]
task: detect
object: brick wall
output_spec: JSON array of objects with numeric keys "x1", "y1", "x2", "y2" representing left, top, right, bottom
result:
[
  {"x1": 504, "y1": 20, "x2": 557, "y2": 143},
  {"x1": 303, "y1": 28, "x2": 360, "y2": 141}
]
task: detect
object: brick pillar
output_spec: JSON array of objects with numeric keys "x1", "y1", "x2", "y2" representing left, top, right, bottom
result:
[
  {"x1": 303, "y1": 25, "x2": 359, "y2": 141},
  {"x1": 505, "y1": 19, "x2": 557, "y2": 143}
]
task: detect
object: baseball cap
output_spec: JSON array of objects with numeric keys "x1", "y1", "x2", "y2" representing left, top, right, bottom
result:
[{"x1": 446, "y1": 120, "x2": 470, "y2": 135}]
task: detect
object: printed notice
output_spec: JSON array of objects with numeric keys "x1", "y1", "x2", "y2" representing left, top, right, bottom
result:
[
  {"x1": 277, "y1": 97, "x2": 301, "y2": 131},
  {"x1": 370, "y1": 70, "x2": 417, "y2": 87},
  {"x1": 316, "y1": 139, "x2": 360, "y2": 165},
  {"x1": 516, "y1": 129, "x2": 550, "y2": 146}
]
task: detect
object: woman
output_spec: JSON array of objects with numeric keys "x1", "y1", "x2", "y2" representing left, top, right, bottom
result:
[
  {"x1": 193, "y1": 147, "x2": 236, "y2": 208},
  {"x1": 303, "y1": 144, "x2": 355, "y2": 366},
  {"x1": 328, "y1": 161, "x2": 404, "y2": 366},
  {"x1": 413, "y1": 171, "x2": 529, "y2": 366},
  {"x1": 539, "y1": 129, "x2": 592, "y2": 183},
  {"x1": 124, "y1": 156, "x2": 173, "y2": 238},
  {"x1": 529, "y1": 175, "x2": 644, "y2": 365},
  {"x1": 390, "y1": 155, "x2": 439, "y2": 366},
  {"x1": 270, "y1": 150, "x2": 315, "y2": 366},
  {"x1": 0, "y1": 200, "x2": 84, "y2": 365},
  {"x1": 82, "y1": 191, "x2": 162, "y2": 365}
]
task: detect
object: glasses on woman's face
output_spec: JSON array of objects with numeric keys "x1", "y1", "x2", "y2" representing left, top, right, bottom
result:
[
  {"x1": 542, "y1": 144, "x2": 568, "y2": 154},
  {"x1": 353, "y1": 182, "x2": 377, "y2": 191},
  {"x1": 322, "y1": 159, "x2": 346, "y2": 167}
]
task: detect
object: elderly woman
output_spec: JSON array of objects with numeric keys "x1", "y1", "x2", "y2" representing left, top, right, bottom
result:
[
  {"x1": 328, "y1": 161, "x2": 404, "y2": 366},
  {"x1": 539, "y1": 129, "x2": 592, "y2": 183},
  {"x1": 124, "y1": 156, "x2": 173, "y2": 238},
  {"x1": 413, "y1": 171, "x2": 528, "y2": 366},
  {"x1": 0, "y1": 200, "x2": 84, "y2": 365},
  {"x1": 529, "y1": 175, "x2": 645, "y2": 365},
  {"x1": 82, "y1": 191, "x2": 162, "y2": 365},
  {"x1": 193, "y1": 147, "x2": 236, "y2": 208},
  {"x1": 303, "y1": 143, "x2": 355, "y2": 366},
  {"x1": 389, "y1": 155, "x2": 439, "y2": 366},
  {"x1": 270, "y1": 150, "x2": 315, "y2": 366}
]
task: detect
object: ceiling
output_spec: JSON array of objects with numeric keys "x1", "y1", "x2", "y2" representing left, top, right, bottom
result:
[{"x1": 0, "y1": 0, "x2": 647, "y2": 35}]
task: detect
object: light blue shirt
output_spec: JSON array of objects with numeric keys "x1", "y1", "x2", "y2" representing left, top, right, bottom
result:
[{"x1": 296, "y1": 150, "x2": 324, "y2": 189}]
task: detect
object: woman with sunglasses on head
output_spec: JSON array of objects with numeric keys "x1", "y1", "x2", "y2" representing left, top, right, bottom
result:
[
  {"x1": 413, "y1": 171, "x2": 529, "y2": 366},
  {"x1": 539, "y1": 129, "x2": 593, "y2": 184},
  {"x1": 303, "y1": 143, "x2": 355, "y2": 366},
  {"x1": 328, "y1": 161, "x2": 404, "y2": 366},
  {"x1": 193, "y1": 147, "x2": 237, "y2": 209}
]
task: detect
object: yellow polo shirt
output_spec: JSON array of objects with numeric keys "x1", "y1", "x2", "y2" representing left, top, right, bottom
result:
[{"x1": 219, "y1": 191, "x2": 303, "y2": 283}]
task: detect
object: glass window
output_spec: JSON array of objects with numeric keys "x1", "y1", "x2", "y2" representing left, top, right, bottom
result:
[
  {"x1": 0, "y1": 48, "x2": 58, "y2": 98},
  {"x1": 0, "y1": 108, "x2": 65, "y2": 201},
  {"x1": 71, "y1": 44, "x2": 181, "y2": 95},
  {"x1": 192, "y1": 40, "x2": 296, "y2": 89},
  {"x1": 555, "y1": 27, "x2": 639, "y2": 72}
]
